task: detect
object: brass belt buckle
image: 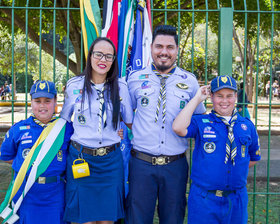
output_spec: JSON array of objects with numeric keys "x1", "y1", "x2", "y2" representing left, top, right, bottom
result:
[
  {"x1": 152, "y1": 156, "x2": 166, "y2": 165},
  {"x1": 38, "y1": 177, "x2": 46, "y2": 184},
  {"x1": 215, "y1": 190, "x2": 223, "y2": 197},
  {"x1": 97, "y1": 147, "x2": 106, "y2": 156}
]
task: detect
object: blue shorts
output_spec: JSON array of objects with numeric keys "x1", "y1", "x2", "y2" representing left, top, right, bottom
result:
[{"x1": 188, "y1": 184, "x2": 248, "y2": 224}]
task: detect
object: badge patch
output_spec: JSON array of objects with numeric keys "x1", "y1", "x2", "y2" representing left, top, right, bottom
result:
[
  {"x1": 21, "y1": 132, "x2": 32, "y2": 140},
  {"x1": 221, "y1": 76, "x2": 228, "y2": 83},
  {"x1": 180, "y1": 101, "x2": 185, "y2": 109},
  {"x1": 204, "y1": 142, "x2": 216, "y2": 153},
  {"x1": 141, "y1": 97, "x2": 149, "y2": 107},
  {"x1": 176, "y1": 83, "x2": 188, "y2": 90},
  {"x1": 203, "y1": 134, "x2": 217, "y2": 138},
  {"x1": 77, "y1": 114, "x2": 86, "y2": 124},
  {"x1": 57, "y1": 150, "x2": 63, "y2": 162},
  {"x1": 22, "y1": 148, "x2": 31, "y2": 159},
  {"x1": 75, "y1": 95, "x2": 82, "y2": 103},
  {"x1": 39, "y1": 82, "x2": 46, "y2": 90},
  {"x1": 241, "y1": 145, "x2": 246, "y2": 157},
  {"x1": 202, "y1": 119, "x2": 210, "y2": 123},
  {"x1": 141, "y1": 81, "x2": 151, "y2": 89},
  {"x1": 19, "y1": 125, "x2": 30, "y2": 130},
  {"x1": 203, "y1": 126, "x2": 215, "y2": 134},
  {"x1": 139, "y1": 74, "x2": 149, "y2": 79},
  {"x1": 241, "y1": 124, "x2": 247, "y2": 131},
  {"x1": 73, "y1": 89, "x2": 82, "y2": 95},
  {"x1": 22, "y1": 140, "x2": 32, "y2": 144}
]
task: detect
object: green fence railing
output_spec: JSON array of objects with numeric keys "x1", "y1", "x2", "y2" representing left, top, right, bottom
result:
[{"x1": 0, "y1": 1, "x2": 279, "y2": 223}]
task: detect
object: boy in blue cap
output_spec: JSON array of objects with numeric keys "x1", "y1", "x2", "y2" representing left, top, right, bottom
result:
[
  {"x1": 173, "y1": 75, "x2": 261, "y2": 224},
  {"x1": 0, "y1": 80, "x2": 73, "y2": 224}
]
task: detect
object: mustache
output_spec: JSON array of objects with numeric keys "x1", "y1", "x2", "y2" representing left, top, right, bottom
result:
[{"x1": 157, "y1": 55, "x2": 171, "y2": 59}]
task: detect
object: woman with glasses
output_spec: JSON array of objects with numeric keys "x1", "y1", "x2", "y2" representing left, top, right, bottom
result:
[{"x1": 60, "y1": 37, "x2": 133, "y2": 224}]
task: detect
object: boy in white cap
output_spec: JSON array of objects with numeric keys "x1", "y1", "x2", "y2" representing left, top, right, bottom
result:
[
  {"x1": 0, "y1": 80, "x2": 73, "y2": 224},
  {"x1": 173, "y1": 75, "x2": 261, "y2": 224}
]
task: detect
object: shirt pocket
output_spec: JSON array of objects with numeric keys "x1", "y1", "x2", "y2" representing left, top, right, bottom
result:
[
  {"x1": 239, "y1": 135, "x2": 252, "y2": 158},
  {"x1": 137, "y1": 88, "x2": 155, "y2": 108},
  {"x1": 173, "y1": 89, "x2": 191, "y2": 109}
]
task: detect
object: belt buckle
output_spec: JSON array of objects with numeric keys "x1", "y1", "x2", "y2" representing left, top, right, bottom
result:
[
  {"x1": 152, "y1": 156, "x2": 166, "y2": 165},
  {"x1": 97, "y1": 147, "x2": 106, "y2": 156},
  {"x1": 215, "y1": 190, "x2": 223, "y2": 197},
  {"x1": 38, "y1": 177, "x2": 46, "y2": 184}
]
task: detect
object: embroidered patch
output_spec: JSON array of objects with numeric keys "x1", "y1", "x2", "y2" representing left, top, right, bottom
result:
[
  {"x1": 141, "y1": 81, "x2": 151, "y2": 89},
  {"x1": 39, "y1": 82, "x2": 46, "y2": 90},
  {"x1": 221, "y1": 76, "x2": 228, "y2": 83},
  {"x1": 22, "y1": 140, "x2": 32, "y2": 144},
  {"x1": 203, "y1": 126, "x2": 215, "y2": 134},
  {"x1": 77, "y1": 114, "x2": 86, "y2": 124},
  {"x1": 241, "y1": 124, "x2": 247, "y2": 131},
  {"x1": 141, "y1": 97, "x2": 149, "y2": 107},
  {"x1": 19, "y1": 125, "x2": 30, "y2": 130},
  {"x1": 203, "y1": 134, "x2": 217, "y2": 138},
  {"x1": 73, "y1": 89, "x2": 82, "y2": 95},
  {"x1": 241, "y1": 145, "x2": 246, "y2": 157},
  {"x1": 176, "y1": 83, "x2": 188, "y2": 90},
  {"x1": 21, "y1": 132, "x2": 32, "y2": 140},
  {"x1": 22, "y1": 148, "x2": 31, "y2": 159},
  {"x1": 139, "y1": 74, "x2": 149, "y2": 79},
  {"x1": 202, "y1": 119, "x2": 210, "y2": 123},
  {"x1": 6, "y1": 130, "x2": 9, "y2": 139},
  {"x1": 180, "y1": 101, "x2": 185, "y2": 109},
  {"x1": 203, "y1": 142, "x2": 216, "y2": 153},
  {"x1": 57, "y1": 150, "x2": 63, "y2": 162},
  {"x1": 75, "y1": 95, "x2": 82, "y2": 103}
]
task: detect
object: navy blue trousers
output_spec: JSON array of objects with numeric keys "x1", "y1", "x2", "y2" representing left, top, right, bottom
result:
[{"x1": 126, "y1": 155, "x2": 188, "y2": 224}]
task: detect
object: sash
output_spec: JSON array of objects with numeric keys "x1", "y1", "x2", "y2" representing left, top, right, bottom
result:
[{"x1": 0, "y1": 118, "x2": 67, "y2": 224}]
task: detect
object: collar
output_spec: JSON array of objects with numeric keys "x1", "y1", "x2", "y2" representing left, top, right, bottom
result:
[
  {"x1": 151, "y1": 63, "x2": 176, "y2": 75},
  {"x1": 31, "y1": 114, "x2": 57, "y2": 128},
  {"x1": 209, "y1": 110, "x2": 245, "y2": 123}
]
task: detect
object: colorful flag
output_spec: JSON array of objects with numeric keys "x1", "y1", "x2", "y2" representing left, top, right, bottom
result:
[{"x1": 80, "y1": 0, "x2": 102, "y2": 59}]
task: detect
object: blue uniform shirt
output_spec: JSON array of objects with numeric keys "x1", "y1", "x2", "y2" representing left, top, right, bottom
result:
[
  {"x1": 60, "y1": 76, "x2": 133, "y2": 148},
  {"x1": 186, "y1": 112, "x2": 261, "y2": 190},
  {"x1": 0, "y1": 116, "x2": 73, "y2": 176},
  {"x1": 128, "y1": 65, "x2": 206, "y2": 155}
]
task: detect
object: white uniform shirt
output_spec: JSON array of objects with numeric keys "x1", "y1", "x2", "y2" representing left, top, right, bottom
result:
[
  {"x1": 60, "y1": 76, "x2": 133, "y2": 148},
  {"x1": 128, "y1": 65, "x2": 206, "y2": 155}
]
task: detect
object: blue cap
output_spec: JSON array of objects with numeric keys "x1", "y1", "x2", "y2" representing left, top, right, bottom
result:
[
  {"x1": 211, "y1": 75, "x2": 237, "y2": 93},
  {"x1": 30, "y1": 80, "x2": 57, "y2": 99}
]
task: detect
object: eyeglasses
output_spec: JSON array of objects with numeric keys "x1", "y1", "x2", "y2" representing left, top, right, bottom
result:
[{"x1": 92, "y1": 51, "x2": 115, "y2": 62}]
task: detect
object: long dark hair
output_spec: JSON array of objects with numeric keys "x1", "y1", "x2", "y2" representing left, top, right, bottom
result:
[{"x1": 80, "y1": 37, "x2": 120, "y2": 130}]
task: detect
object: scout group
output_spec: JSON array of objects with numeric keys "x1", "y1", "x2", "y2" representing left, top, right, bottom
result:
[{"x1": 0, "y1": 25, "x2": 261, "y2": 224}]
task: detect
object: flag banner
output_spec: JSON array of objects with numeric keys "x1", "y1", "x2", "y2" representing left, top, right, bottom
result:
[
  {"x1": 0, "y1": 119, "x2": 66, "y2": 224},
  {"x1": 80, "y1": 0, "x2": 102, "y2": 59}
]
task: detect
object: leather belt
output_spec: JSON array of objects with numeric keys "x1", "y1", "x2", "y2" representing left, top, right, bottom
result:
[
  {"x1": 131, "y1": 149, "x2": 185, "y2": 165},
  {"x1": 71, "y1": 140, "x2": 118, "y2": 156},
  {"x1": 194, "y1": 184, "x2": 236, "y2": 197},
  {"x1": 36, "y1": 175, "x2": 65, "y2": 184}
]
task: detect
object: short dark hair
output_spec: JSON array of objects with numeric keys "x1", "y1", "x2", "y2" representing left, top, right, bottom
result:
[{"x1": 152, "y1": 25, "x2": 178, "y2": 46}]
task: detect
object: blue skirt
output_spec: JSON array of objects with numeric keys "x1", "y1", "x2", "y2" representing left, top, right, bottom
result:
[{"x1": 64, "y1": 144, "x2": 124, "y2": 223}]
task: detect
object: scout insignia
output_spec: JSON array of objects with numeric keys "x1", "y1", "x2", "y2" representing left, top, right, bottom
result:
[
  {"x1": 180, "y1": 101, "x2": 185, "y2": 109},
  {"x1": 221, "y1": 76, "x2": 228, "y2": 83},
  {"x1": 202, "y1": 119, "x2": 210, "y2": 123},
  {"x1": 39, "y1": 82, "x2": 46, "y2": 90},
  {"x1": 19, "y1": 125, "x2": 30, "y2": 130},
  {"x1": 73, "y1": 89, "x2": 80, "y2": 94},
  {"x1": 176, "y1": 83, "x2": 188, "y2": 90},
  {"x1": 139, "y1": 74, "x2": 149, "y2": 79},
  {"x1": 203, "y1": 134, "x2": 217, "y2": 138},
  {"x1": 141, "y1": 97, "x2": 149, "y2": 107},
  {"x1": 78, "y1": 114, "x2": 86, "y2": 124},
  {"x1": 75, "y1": 95, "x2": 82, "y2": 103},
  {"x1": 57, "y1": 150, "x2": 63, "y2": 162},
  {"x1": 22, "y1": 148, "x2": 31, "y2": 159},
  {"x1": 241, "y1": 145, "x2": 246, "y2": 157},
  {"x1": 241, "y1": 124, "x2": 247, "y2": 131},
  {"x1": 141, "y1": 81, "x2": 151, "y2": 89},
  {"x1": 21, "y1": 132, "x2": 32, "y2": 140},
  {"x1": 204, "y1": 142, "x2": 216, "y2": 153}
]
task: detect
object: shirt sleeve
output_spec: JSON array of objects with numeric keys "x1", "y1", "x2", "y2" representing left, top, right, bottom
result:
[
  {"x1": 248, "y1": 122, "x2": 261, "y2": 161},
  {"x1": 0, "y1": 126, "x2": 17, "y2": 161},
  {"x1": 185, "y1": 116, "x2": 199, "y2": 139},
  {"x1": 119, "y1": 79, "x2": 134, "y2": 124},
  {"x1": 127, "y1": 74, "x2": 138, "y2": 110},
  {"x1": 60, "y1": 82, "x2": 75, "y2": 122},
  {"x1": 190, "y1": 78, "x2": 206, "y2": 114}
]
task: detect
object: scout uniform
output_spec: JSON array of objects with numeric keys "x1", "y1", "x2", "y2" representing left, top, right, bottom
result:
[
  {"x1": 0, "y1": 81, "x2": 73, "y2": 224},
  {"x1": 126, "y1": 64, "x2": 206, "y2": 223},
  {"x1": 60, "y1": 76, "x2": 133, "y2": 223},
  {"x1": 186, "y1": 76, "x2": 261, "y2": 224}
]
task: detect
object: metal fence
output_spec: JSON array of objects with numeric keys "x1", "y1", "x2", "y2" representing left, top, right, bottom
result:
[{"x1": 0, "y1": 0, "x2": 279, "y2": 223}]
